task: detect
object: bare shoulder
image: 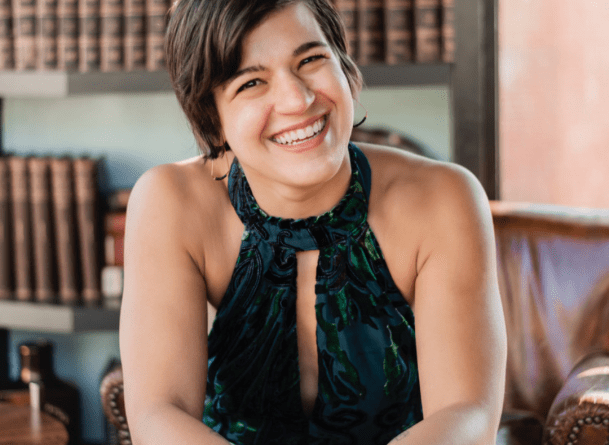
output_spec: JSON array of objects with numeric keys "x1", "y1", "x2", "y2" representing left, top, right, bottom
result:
[
  {"x1": 357, "y1": 142, "x2": 491, "y2": 227},
  {"x1": 126, "y1": 154, "x2": 231, "y2": 270},
  {"x1": 356, "y1": 142, "x2": 493, "y2": 294}
]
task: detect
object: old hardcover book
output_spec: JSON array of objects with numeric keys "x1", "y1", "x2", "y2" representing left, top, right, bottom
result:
[
  {"x1": 104, "y1": 232, "x2": 123, "y2": 266},
  {"x1": 104, "y1": 211, "x2": 125, "y2": 266},
  {"x1": 99, "y1": 0, "x2": 122, "y2": 71},
  {"x1": 104, "y1": 210, "x2": 125, "y2": 234},
  {"x1": 50, "y1": 157, "x2": 79, "y2": 305},
  {"x1": 11, "y1": 0, "x2": 36, "y2": 70},
  {"x1": 0, "y1": 158, "x2": 12, "y2": 300},
  {"x1": 35, "y1": 0, "x2": 58, "y2": 69},
  {"x1": 28, "y1": 157, "x2": 56, "y2": 303},
  {"x1": 8, "y1": 156, "x2": 33, "y2": 301},
  {"x1": 78, "y1": 0, "x2": 100, "y2": 72},
  {"x1": 57, "y1": 0, "x2": 77, "y2": 70},
  {"x1": 333, "y1": 0, "x2": 358, "y2": 62},
  {"x1": 357, "y1": 0, "x2": 384, "y2": 65},
  {"x1": 384, "y1": 0, "x2": 414, "y2": 64},
  {"x1": 124, "y1": 0, "x2": 144, "y2": 71},
  {"x1": 144, "y1": 0, "x2": 166, "y2": 71},
  {"x1": 0, "y1": 0, "x2": 15, "y2": 69},
  {"x1": 440, "y1": 0, "x2": 454, "y2": 63},
  {"x1": 414, "y1": 0, "x2": 441, "y2": 63},
  {"x1": 74, "y1": 157, "x2": 101, "y2": 306}
]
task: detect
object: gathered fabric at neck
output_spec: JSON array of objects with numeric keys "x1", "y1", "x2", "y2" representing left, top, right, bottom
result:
[
  {"x1": 228, "y1": 142, "x2": 371, "y2": 252},
  {"x1": 203, "y1": 143, "x2": 423, "y2": 445}
]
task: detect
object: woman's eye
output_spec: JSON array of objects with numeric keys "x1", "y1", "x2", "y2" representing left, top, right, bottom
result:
[
  {"x1": 237, "y1": 79, "x2": 260, "y2": 93},
  {"x1": 299, "y1": 54, "x2": 326, "y2": 68}
]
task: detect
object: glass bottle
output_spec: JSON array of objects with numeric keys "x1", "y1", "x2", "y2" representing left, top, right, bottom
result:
[{"x1": 19, "y1": 340, "x2": 81, "y2": 445}]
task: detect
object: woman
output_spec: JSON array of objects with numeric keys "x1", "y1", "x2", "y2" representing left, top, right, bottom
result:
[{"x1": 119, "y1": 0, "x2": 507, "y2": 444}]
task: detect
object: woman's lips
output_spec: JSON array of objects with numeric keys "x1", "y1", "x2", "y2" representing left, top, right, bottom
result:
[
  {"x1": 271, "y1": 114, "x2": 330, "y2": 153},
  {"x1": 270, "y1": 114, "x2": 328, "y2": 146}
]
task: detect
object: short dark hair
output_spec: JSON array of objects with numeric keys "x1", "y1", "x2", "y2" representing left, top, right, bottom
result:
[{"x1": 164, "y1": 0, "x2": 363, "y2": 160}]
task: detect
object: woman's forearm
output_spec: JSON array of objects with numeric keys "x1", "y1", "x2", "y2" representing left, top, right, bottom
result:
[
  {"x1": 387, "y1": 403, "x2": 499, "y2": 445},
  {"x1": 129, "y1": 403, "x2": 231, "y2": 445}
]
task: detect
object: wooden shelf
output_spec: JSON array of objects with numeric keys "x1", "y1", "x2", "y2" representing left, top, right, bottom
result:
[
  {"x1": 0, "y1": 64, "x2": 450, "y2": 98},
  {"x1": 0, "y1": 300, "x2": 120, "y2": 333},
  {"x1": 0, "y1": 70, "x2": 172, "y2": 97}
]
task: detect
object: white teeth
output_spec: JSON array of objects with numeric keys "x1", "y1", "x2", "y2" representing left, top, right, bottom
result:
[{"x1": 273, "y1": 116, "x2": 327, "y2": 145}]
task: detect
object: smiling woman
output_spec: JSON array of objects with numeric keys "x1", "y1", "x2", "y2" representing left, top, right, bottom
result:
[{"x1": 119, "y1": 1, "x2": 507, "y2": 445}]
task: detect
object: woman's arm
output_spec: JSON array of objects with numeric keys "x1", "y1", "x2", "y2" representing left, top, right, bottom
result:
[
  {"x1": 390, "y1": 163, "x2": 507, "y2": 445},
  {"x1": 119, "y1": 165, "x2": 230, "y2": 445}
]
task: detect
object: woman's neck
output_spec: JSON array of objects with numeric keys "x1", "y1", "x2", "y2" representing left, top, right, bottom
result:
[{"x1": 242, "y1": 153, "x2": 352, "y2": 220}]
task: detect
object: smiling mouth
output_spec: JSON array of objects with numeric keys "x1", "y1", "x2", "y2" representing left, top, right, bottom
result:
[{"x1": 271, "y1": 115, "x2": 328, "y2": 146}]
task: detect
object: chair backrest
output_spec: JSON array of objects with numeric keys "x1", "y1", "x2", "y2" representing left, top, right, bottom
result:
[{"x1": 491, "y1": 201, "x2": 609, "y2": 420}]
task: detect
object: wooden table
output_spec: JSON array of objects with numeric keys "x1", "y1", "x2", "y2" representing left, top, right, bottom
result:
[{"x1": 0, "y1": 401, "x2": 69, "y2": 445}]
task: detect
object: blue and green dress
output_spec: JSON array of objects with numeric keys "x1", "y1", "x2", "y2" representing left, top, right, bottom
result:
[{"x1": 203, "y1": 143, "x2": 423, "y2": 444}]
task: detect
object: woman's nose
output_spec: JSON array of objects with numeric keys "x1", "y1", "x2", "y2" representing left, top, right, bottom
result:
[{"x1": 273, "y1": 73, "x2": 315, "y2": 115}]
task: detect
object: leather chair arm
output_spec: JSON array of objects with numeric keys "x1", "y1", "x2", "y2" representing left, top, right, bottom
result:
[
  {"x1": 100, "y1": 365, "x2": 131, "y2": 445},
  {"x1": 543, "y1": 351, "x2": 609, "y2": 445}
]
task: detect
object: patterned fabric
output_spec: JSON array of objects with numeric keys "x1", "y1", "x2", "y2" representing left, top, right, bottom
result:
[{"x1": 203, "y1": 143, "x2": 423, "y2": 445}]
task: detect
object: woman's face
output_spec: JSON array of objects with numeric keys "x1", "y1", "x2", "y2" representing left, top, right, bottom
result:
[{"x1": 213, "y1": 2, "x2": 356, "y2": 191}]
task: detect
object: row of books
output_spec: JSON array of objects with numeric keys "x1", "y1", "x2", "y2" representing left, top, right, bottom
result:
[
  {"x1": 0, "y1": 154, "x2": 103, "y2": 306},
  {"x1": 331, "y1": 0, "x2": 454, "y2": 65},
  {"x1": 0, "y1": 0, "x2": 170, "y2": 72},
  {"x1": 0, "y1": 0, "x2": 455, "y2": 73}
]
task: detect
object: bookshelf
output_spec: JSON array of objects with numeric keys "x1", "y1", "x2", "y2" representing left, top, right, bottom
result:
[{"x1": 0, "y1": 300, "x2": 119, "y2": 333}]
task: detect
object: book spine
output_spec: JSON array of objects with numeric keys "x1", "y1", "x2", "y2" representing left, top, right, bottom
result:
[
  {"x1": 123, "y1": 0, "x2": 144, "y2": 71},
  {"x1": 99, "y1": 0, "x2": 123, "y2": 71},
  {"x1": 104, "y1": 232, "x2": 123, "y2": 266},
  {"x1": 414, "y1": 0, "x2": 441, "y2": 63},
  {"x1": 440, "y1": 0, "x2": 453, "y2": 63},
  {"x1": 8, "y1": 156, "x2": 33, "y2": 301},
  {"x1": 104, "y1": 211, "x2": 125, "y2": 267},
  {"x1": 333, "y1": 0, "x2": 358, "y2": 62},
  {"x1": 144, "y1": 0, "x2": 166, "y2": 71},
  {"x1": 384, "y1": 0, "x2": 414, "y2": 64},
  {"x1": 78, "y1": 0, "x2": 100, "y2": 72},
  {"x1": 57, "y1": 0, "x2": 77, "y2": 71},
  {"x1": 357, "y1": 0, "x2": 384, "y2": 65},
  {"x1": 28, "y1": 157, "x2": 56, "y2": 303},
  {"x1": 50, "y1": 157, "x2": 80, "y2": 305},
  {"x1": 73, "y1": 157, "x2": 101, "y2": 306},
  {"x1": 11, "y1": 0, "x2": 36, "y2": 70},
  {"x1": 104, "y1": 211, "x2": 125, "y2": 234},
  {"x1": 0, "y1": 158, "x2": 12, "y2": 300},
  {"x1": 0, "y1": 0, "x2": 15, "y2": 69},
  {"x1": 35, "y1": 0, "x2": 57, "y2": 69}
]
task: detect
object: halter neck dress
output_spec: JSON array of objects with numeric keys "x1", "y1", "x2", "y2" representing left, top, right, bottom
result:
[{"x1": 203, "y1": 143, "x2": 423, "y2": 445}]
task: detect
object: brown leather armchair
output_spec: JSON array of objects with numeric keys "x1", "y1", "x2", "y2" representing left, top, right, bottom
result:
[{"x1": 101, "y1": 202, "x2": 609, "y2": 444}]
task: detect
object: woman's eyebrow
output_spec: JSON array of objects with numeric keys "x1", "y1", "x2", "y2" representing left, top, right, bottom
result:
[
  {"x1": 293, "y1": 41, "x2": 328, "y2": 57},
  {"x1": 223, "y1": 65, "x2": 266, "y2": 89}
]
